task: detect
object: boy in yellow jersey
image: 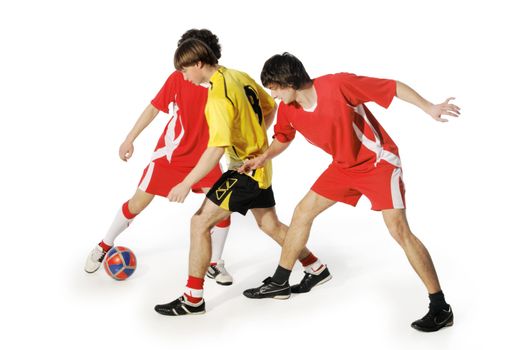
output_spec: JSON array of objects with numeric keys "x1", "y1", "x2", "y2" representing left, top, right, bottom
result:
[{"x1": 154, "y1": 37, "x2": 331, "y2": 316}]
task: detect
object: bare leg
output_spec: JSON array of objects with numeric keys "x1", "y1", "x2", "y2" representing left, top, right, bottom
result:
[
  {"x1": 382, "y1": 209, "x2": 441, "y2": 293},
  {"x1": 127, "y1": 188, "x2": 155, "y2": 214},
  {"x1": 251, "y1": 207, "x2": 312, "y2": 260},
  {"x1": 188, "y1": 198, "x2": 231, "y2": 278},
  {"x1": 278, "y1": 191, "x2": 336, "y2": 269}
]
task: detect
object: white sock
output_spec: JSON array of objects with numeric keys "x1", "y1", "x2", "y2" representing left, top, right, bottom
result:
[
  {"x1": 210, "y1": 222, "x2": 230, "y2": 264},
  {"x1": 102, "y1": 204, "x2": 135, "y2": 246},
  {"x1": 305, "y1": 260, "x2": 325, "y2": 275}
]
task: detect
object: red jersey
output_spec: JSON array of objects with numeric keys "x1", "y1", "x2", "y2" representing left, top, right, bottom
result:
[
  {"x1": 274, "y1": 73, "x2": 400, "y2": 170},
  {"x1": 150, "y1": 71, "x2": 210, "y2": 169}
]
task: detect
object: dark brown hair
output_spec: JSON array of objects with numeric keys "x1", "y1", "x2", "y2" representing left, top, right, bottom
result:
[
  {"x1": 174, "y1": 38, "x2": 218, "y2": 70},
  {"x1": 260, "y1": 52, "x2": 312, "y2": 90},
  {"x1": 178, "y1": 29, "x2": 221, "y2": 59}
]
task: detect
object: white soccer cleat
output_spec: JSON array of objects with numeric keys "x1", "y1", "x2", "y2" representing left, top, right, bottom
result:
[
  {"x1": 206, "y1": 259, "x2": 233, "y2": 285},
  {"x1": 84, "y1": 245, "x2": 108, "y2": 273}
]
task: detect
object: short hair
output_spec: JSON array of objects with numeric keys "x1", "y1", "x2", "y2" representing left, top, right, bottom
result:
[
  {"x1": 261, "y1": 52, "x2": 312, "y2": 90},
  {"x1": 174, "y1": 38, "x2": 218, "y2": 70},
  {"x1": 178, "y1": 28, "x2": 221, "y2": 60}
]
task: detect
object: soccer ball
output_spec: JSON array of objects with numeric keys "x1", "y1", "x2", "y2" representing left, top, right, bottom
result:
[{"x1": 103, "y1": 246, "x2": 137, "y2": 280}]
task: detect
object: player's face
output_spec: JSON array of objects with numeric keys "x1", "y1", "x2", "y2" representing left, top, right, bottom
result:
[
  {"x1": 269, "y1": 86, "x2": 296, "y2": 104},
  {"x1": 181, "y1": 64, "x2": 204, "y2": 85}
]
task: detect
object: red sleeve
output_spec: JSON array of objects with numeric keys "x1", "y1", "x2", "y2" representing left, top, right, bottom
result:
[
  {"x1": 337, "y1": 73, "x2": 396, "y2": 109},
  {"x1": 150, "y1": 72, "x2": 181, "y2": 113},
  {"x1": 273, "y1": 103, "x2": 296, "y2": 143}
]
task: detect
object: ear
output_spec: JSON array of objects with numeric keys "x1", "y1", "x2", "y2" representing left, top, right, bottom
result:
[{"x1": 196, "y1": 61, "x2": 205, "y2": 69}]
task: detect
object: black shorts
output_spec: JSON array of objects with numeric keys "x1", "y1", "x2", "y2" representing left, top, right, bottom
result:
[{"x1": 206, "y1": 170, "x2": 276, "y2": 215}]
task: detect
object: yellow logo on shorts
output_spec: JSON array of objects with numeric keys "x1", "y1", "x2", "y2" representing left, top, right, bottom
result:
[{"x1": 215, "y1": 178, "x2": 238, "y2": 200}]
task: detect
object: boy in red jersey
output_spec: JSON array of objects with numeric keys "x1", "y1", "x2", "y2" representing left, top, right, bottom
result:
[
  {"x1": 84, "y1": 29, "x2": 233, "y2": 285},
  {"x1": 241, "y1": 53, "x2": 460, "y2": 332}
]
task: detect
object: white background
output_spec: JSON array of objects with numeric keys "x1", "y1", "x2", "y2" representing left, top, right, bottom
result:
[{"x1": 1, "y1": 0, "x2": 523, "y2": 349}]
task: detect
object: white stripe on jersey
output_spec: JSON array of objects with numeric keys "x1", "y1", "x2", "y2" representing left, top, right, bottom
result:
[
  {"x1": 151, "y1": 100, "x2": 185, "y2": 163},
  {"x1": 351, "y1": 104, "x2": 401, "y2": 168}
]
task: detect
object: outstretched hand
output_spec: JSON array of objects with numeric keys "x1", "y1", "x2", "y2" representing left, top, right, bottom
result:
[{"x1": 428, "y1": 97, "x2": 461, "y2": 122}]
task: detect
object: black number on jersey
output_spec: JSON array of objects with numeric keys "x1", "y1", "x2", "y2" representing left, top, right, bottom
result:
[{"x1": 244, "y1": 85, "x2": 263, "y2": 125}]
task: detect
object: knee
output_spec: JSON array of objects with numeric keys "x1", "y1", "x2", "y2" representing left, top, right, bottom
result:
[
  {"x1": 386, "y1": 219, "x2": 413, "y2": 246},
  {"x1": 292, "y1": 201, "x2": 316, "y2": 225},
  {"x1": 190, "y1": 214, "x2": 212, "y2": 235},
  {"x1": 127, "y1": 198, "x2": 146, "y2": 215},
  {"x1": 257, "y1": 219, "x2": 280, "y2": 236}
]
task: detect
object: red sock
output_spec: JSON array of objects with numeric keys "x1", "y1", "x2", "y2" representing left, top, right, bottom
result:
[
  {"x1": 300, "y1": 253, "x2": 318, "y2": 267},
  {"x1": 98, "y1": 240, "x2": 112, "y2": 252},
  {"x1": 122, "y1": 201, "x2": 138, "y2": 219},
  {"x1": 215, "y1": 217, "x2": 231, "y2": 228},
  {"x1": 184, "y1": 276, "x2": 204, "y2": 304}
]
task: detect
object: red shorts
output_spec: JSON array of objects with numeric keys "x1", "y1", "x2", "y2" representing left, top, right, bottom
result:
[
  {"x1": 311, "y1": 161, "x2": 406, "y2": 211},
  {"x1": 137, "y1": 161, "x2": 223, "y2": 197}
]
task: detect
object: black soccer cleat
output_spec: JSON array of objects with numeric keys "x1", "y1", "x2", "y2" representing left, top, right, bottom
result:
[
  {"x1": 411, "y1": 306, "x2": 454, "y2": 332},
  {"x1": 243, "y1": 277, "x2": 291, "y2": 299},
  {"x1": 291, "y1": 266, "x2": 332, "y2": 293},
  {"x1": 154, "y1": 296, "x2": 206, "y2": 316}
]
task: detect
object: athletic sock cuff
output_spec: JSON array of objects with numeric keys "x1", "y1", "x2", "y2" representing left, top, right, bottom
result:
[
  {"x1": 300, "y1": 252, "x2": 318, "y2": 267},
  {"x1": 186, "y1": 276, "x2": 205, "y2": 290},
  {"x1": 429, "y1": 290, "x2": 449, "y2": 312},
  {"x1": 272, "y1": 265, "x2": 291, "y2": 285},
  {"x1": 99, "y1": 240, "x2": 112, "y2": 252},
  {"x1": 215, "y1": 217, "x2": 231, "y2": 228},
  {"x1": 122, "y1": 201, "x2": 138, "y2": 219}
]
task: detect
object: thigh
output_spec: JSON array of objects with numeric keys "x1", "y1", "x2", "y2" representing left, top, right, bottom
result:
[
  {"x1": 295, "y1": 190, "x2": 337, "y2": 219},
  {"x1": 251, "y1": 206, "x2": 280, "y2": 227},
  {"x1": 194, "y1": 197, "x2": 232, "y2": 228},
  {"x1": 382, "y1": 208, "x2": 410, "y2": 233}
]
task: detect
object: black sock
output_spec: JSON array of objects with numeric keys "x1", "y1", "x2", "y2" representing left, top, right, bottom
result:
[
  {"x1": 429, "y1": 291, "x2": 449, "y2": 313},
  {"x1": 271, "y1": 265, "x2": 291, "y2": 285}
]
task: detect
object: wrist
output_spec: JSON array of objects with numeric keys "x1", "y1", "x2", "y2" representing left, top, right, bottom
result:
[
  {"x1": 262, "y1": 152, "x2": 271, "y2": 162},
  {"x1": 182, "y1": 178, "x2": 194, "y2": 188},
  {"x1": 124, "y1": 135, "x2": 135, "y2": 144}
]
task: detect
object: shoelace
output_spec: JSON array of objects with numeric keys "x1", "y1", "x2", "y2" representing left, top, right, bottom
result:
[
  {"x1": 422, "y1": 311, "x2": 435, "y2": 321},
  {"x1": 300, "y1": 271, "x2": 313, "y2": 286},
  {"x1": 209, "y1": 265, "x2": 220, "y2": 276},
  {"x1": 216, "y1": 264, "x2": 228, "y2": 275},
  {"x1": 93, "y1": 249, "x2": 106, "y2": 262}
]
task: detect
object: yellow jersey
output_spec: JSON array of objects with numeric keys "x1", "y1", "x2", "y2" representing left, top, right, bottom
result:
[{"x1": 206, "y1": 66, "x2": 275, "y2": 189}]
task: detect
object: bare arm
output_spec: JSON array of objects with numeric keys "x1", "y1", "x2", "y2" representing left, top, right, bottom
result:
[
  {"x1": 167, "y1": 146, "x2": 225, "y2": 203},
  {"x1": 395, "y1": 81, "x2": 460, "y2": 122},
  {"x1": 238, "y1": 138, "x2": 291, "y2": 174},
  {"x1": 119, "y1": 104, "x2": 160, "y2": 161}
]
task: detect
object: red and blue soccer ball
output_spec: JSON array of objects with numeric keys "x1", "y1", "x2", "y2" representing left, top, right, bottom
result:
[{"x1": 103, "y1": 246, "x2": 137, "y2": 280}]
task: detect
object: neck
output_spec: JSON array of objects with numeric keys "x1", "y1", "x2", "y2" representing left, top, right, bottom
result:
[
  {"x1": 202, "y1": 65, "x2": 220, "y2": 83},
  {"x1": 295, "y1": 82, "x2": 316, "y2": 109}
]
